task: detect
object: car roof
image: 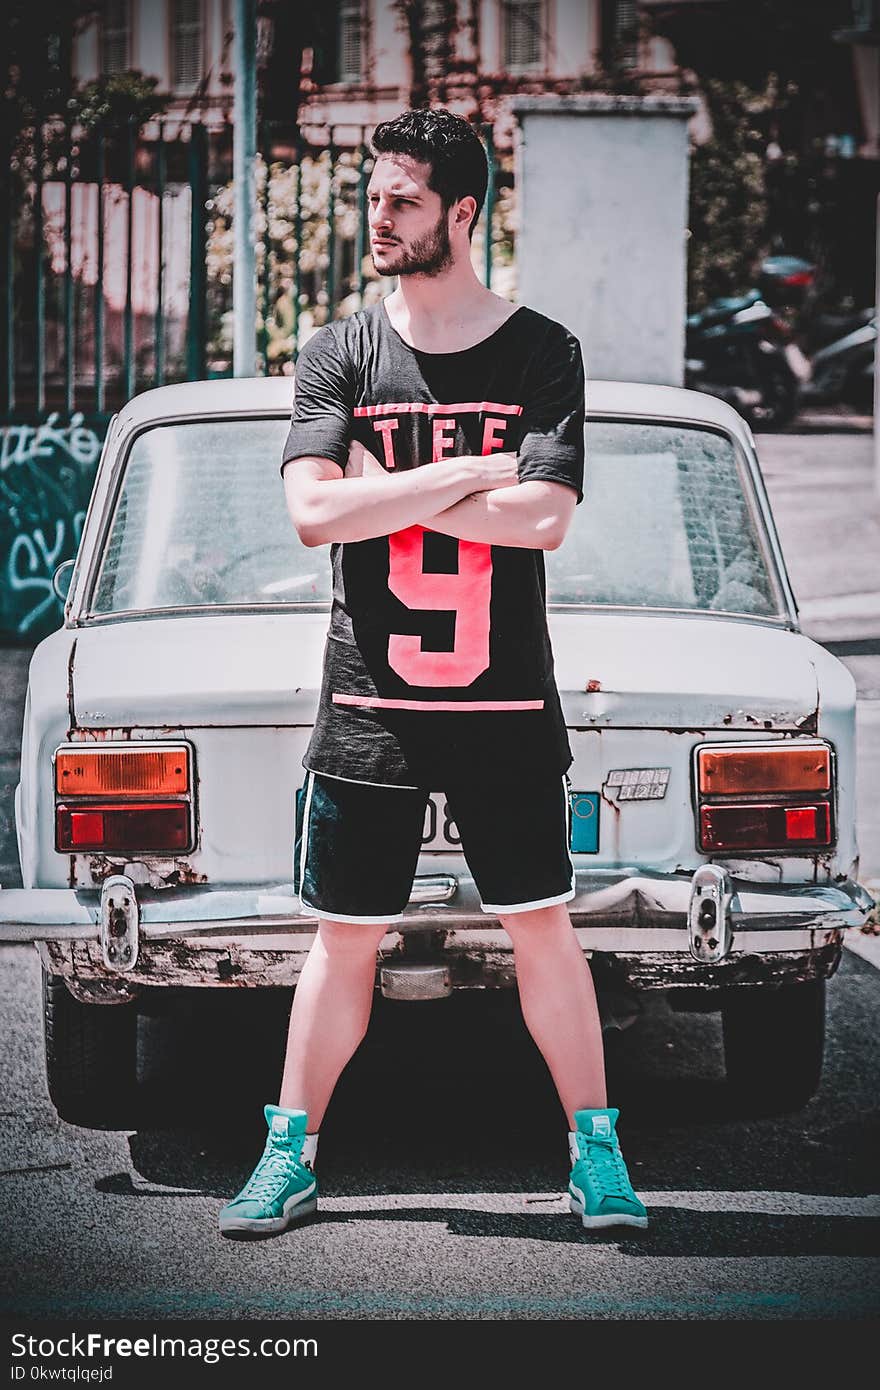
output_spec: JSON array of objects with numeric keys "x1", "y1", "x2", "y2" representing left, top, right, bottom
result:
[{"x1": 114, "y1": 375, "x2": 754, "y2": 446}]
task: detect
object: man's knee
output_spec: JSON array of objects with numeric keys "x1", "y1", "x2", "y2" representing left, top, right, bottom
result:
[
  {"x1": 316, "y1": 918, "x2": 389, "y2": 956},
  {"x1": 500, "y1": 903, "x2": 574, "y2": 945}
]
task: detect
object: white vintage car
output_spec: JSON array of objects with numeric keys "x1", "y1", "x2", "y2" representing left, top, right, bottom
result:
[{"x1": 1, "y1": 377, "x2": 873, "y2": 1122}]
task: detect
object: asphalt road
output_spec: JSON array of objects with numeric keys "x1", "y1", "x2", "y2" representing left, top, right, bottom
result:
[
  {"x1": 0, "y1": 427, "x2": 878, "y2": 1328},
  {"x1": 0, "y1": 940, "x2": 878, "y2": 1323}
]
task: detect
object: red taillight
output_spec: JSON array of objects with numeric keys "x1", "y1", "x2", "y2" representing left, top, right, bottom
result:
[
  {"x1": 699, "y1": 802, "x2": 831, "y2": 852},
  {"x1": 695, "y1": 742, "x2": 834, "y2": 854},
  {"x1": 56, "y1": 803, "x2": 191, "y2": 853},
  {"x1": 53, "y1": 742, "x2": 194, "y2": 855},
  {"x1": 782, "y1": 271, "x2": 814, "y2": 287}
]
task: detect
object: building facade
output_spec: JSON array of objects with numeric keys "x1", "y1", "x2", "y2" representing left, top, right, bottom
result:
[
  {"x1": 73, "y1": 0, "x2": 236, "y2": 132},
  {"x1": 70, "y1": 1, "x2": 678, "y2": 144}
]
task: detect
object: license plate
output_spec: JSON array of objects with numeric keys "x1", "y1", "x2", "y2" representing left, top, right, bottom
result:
[
  {"x1": 420, "y1": 791, "x2": 601, "y2": 852},
  {"x1": 422, "y1": 793, "x2": 461, "y2": 849}
]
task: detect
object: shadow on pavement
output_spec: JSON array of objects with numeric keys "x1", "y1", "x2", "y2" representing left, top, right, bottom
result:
[{"x1": 91, "y1": 957, "x2": 880, "y2": 1210}]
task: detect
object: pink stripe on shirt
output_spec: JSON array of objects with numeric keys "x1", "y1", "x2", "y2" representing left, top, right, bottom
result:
[
  {"x1": 353, "y1": 401, "x2": 523, "y2": 418},
  {"x1": 332, "y1": 694, "x2": 544, "y2": 712}
]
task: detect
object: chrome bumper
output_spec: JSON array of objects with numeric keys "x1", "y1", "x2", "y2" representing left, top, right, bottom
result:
[{"x1": 0, "y1": 866, "x2": 873, "y2": 970}]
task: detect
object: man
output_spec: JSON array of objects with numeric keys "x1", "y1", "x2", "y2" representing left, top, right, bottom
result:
[{"x1": 219, "y1": 108, "x2": 647, "y2": 1239}]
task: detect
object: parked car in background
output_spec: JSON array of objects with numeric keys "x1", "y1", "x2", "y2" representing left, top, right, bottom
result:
[{"x1": 0, "y1": 378, "x2": 873, "y2": 1122}]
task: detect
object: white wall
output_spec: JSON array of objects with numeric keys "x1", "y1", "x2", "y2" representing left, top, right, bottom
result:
[
  {"x1": 135, "y1": 0, "x2": 169, "y2": 85},
  {"x1": 552, "y1": 0, "x2": 599, "y2": 79},
  {"x1": 372, "y1": 0, "x2": 409, "y2": 92},
  {"x1": 72, "y1": 18, "x2": 100, "y2": 82},
  {"x1": 513, "y1": 96, "x2": 698, "y2": 385},
  {"x1": 72, "y1": 1, "x2": 230, "y2": 106},
  {"x1": 479, "y1": 0, "x2": 501, "y2": 72}
]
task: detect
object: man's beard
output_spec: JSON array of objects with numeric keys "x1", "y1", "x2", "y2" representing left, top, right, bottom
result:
[{"x1": 375, "y1": 210, "x2": 453, "y2": 278}]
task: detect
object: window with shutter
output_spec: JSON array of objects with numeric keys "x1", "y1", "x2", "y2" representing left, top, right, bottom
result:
[
  {"x1": 338, "y1": 0, "x2": 363, "y2": 82},
  {"x1": 172, "y1": 0, "x2": 204, "y2": 91},
  {"x1": 102, "y1": 0, "x2": 131, "y2": 74},
  {"x1": 612, "y1": 0, "x2": 639, "y2": 70},
  {"x1": 502, "y1": 0, "x2": 544, "y2": 73}
]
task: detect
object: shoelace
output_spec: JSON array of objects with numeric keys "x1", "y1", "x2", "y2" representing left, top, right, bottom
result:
[
  {"x1": 576, "y1": 1136, "x2": 633, "y2": 1199},
  {"x1": 239, "y1": 1140, "x2": 303, "y2": 1203}
]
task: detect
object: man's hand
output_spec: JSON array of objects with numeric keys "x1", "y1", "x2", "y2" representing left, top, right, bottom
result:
[
  {"x1": 345, "y1": 439, "x2": 519, "y2": 492},
  {"x1": 469, "y1": 451, "x2": 519, "y2": 492},
  {"x1": 425, "y1": 478, "x2": 577, "y2": 551},
  {"x1": 284, "y1": 446, "x2": 521, "y2": 548}
]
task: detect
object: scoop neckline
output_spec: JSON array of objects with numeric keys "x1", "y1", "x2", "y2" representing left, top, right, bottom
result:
[{"x1": 378, "y1": 299, "x2": 525, "y2": 357}]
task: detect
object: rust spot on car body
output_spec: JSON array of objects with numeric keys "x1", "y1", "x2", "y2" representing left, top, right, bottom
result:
[
  {"x1": 39, "y1": 937, "x2": 844, "y2": 993},
  {"x1": 85, "y1": 855, "x2": 208, "y2": 889},
  {"x1": 795, "y1": 706, "x2": 820, "y2": 736}
]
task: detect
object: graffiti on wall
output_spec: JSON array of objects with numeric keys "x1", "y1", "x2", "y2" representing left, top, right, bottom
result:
[{"x1": 1, "y1": 414, "x2": 108, "y2": 641}]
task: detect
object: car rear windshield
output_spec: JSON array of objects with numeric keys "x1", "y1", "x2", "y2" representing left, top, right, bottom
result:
[
  {"x1": 89, "y1": 416, "x2": 782, "y2": 619},
  {"x1": 548, "y1": 420, "x2": 781, "y2": 616}
]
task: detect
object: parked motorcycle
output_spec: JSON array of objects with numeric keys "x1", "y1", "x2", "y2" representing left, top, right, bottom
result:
[
  {"x1": 799, "y1": 310, "x2": 876, "y2": 411},
  {"x1": 759, "y1": 255, "x2": 875, "y2": 411},
  {"x1": 685, "y1": 289, "x2": 806, "y2": 429}
]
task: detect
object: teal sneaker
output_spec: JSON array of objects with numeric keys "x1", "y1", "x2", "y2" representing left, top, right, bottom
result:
[
  {"x1": 219, "y1": 1105, "x2": 318, "y2": 1239},
  {"x1": 568, "y1": 1107, "x2": 648, "y2": 1230}
]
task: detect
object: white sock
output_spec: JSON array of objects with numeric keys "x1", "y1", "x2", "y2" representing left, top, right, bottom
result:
[{"x1": 301, "y1": 1132, "x2": 319, "y2": 1170}]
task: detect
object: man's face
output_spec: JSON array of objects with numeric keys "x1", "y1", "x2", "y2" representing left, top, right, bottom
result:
[{"x1": 367, "y1": 154, "x2": 454, "y2": 278}]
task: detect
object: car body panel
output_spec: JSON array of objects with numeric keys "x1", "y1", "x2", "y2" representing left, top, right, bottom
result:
[{"x1": 2, "y1": 377, "x2": 873, "y2": 996}]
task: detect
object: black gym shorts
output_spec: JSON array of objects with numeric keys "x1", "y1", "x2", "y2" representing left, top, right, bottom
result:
[{"x1": 295, "y1": 770, "x2": 575, "y2": 923}]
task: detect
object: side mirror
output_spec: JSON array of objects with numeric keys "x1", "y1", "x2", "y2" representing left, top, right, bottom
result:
[{"x1": 52, "y1": 559, "x2": 75, "y2": 603}]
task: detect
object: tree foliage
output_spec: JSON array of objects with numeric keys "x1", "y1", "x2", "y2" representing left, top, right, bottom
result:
[
  {"x1": 687, "y1": 80, "x2": 771, "y2": 311},
  {"x1": 70, "y1": 71, "x2": 168, "y2": 136}
]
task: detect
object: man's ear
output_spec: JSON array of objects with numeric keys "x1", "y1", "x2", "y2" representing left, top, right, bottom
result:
[{"x1": 453, "y1": 195, "x2": 477, "y2": 233}]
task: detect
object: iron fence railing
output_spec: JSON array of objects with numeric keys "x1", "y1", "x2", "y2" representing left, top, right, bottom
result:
[
  {"x1": 0, "y1": 117, "x2": 510, "y2": 642},
  {"x1": 1, "y1": 118, "x2": 505, "y2": 417}
]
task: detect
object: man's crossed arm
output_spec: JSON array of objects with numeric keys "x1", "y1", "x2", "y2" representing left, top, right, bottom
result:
[{"x1": 282, "y1": 441, "x2": 576, "y2": 551}]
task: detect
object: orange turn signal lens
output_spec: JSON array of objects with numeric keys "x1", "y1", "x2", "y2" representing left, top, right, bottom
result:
[
  {"x1": 55, "y1": 746, "x2": 189, "y2": 798},
  {"x1": 697, "y1": 745, "x2": 830, "y2": 796}
]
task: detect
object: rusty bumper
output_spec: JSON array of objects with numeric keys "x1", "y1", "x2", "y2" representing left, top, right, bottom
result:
[{"x1": 1, "y1": 868, "x2": 873, "y2": 995}]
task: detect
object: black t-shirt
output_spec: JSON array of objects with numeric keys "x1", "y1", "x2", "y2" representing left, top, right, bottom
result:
[{"x1": 281, "y1": 301, "x2": 585, "y2": 788}]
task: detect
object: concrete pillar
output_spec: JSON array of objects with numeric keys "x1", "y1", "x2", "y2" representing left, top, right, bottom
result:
[
  {"x1": 512, "y1": 95, "x2": 699, "y2": 386},
  {"x1": 875, "y1": 192, "x2": 879, "y2": 496}
]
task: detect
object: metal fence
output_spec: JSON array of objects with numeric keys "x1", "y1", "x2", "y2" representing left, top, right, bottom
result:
[{"x1": 0, "y1": 116, "x2": 510, "y2": 641}]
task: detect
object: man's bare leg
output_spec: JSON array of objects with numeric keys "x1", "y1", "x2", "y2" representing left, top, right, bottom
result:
[
  {"x1": 278, "y1": 918, "x2": 388, "y2": 1128},
  {"x1": 500, "y1": 902, "x2": 606, "y2": 1126},
  {"x1": 218, "y1": 918, "x2": 387, "y2": 1236},
  {"x1": 501, "y1": 902, "x2": 648, "y2": 1227}
]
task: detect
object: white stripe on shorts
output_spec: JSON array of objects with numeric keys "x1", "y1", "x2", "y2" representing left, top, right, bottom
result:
[
  {"x1": 298, "y1": 899, "x2": 408, "y2": 925},
  {"x1": 297, "y1": 770, "x2": 316, "y2": 905}
]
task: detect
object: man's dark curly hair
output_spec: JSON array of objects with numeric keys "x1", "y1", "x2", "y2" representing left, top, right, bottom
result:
[{"x1": 370, "y1": 108, "x2": 488, "y2": 241}]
